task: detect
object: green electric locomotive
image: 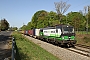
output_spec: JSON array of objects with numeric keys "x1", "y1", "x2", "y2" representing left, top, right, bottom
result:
[{"x1": 39, "y1": 24, "x2": 76, "y2": 47}]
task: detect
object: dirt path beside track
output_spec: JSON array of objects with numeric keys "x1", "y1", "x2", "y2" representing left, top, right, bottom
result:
[{"x1": 0, "y1": 31, "x2": 12, "y2": 60}]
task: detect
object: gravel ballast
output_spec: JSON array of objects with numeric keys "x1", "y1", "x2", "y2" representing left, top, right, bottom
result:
[{"x1": 25, "y1": 35, "x2": 90, "y2": 60}]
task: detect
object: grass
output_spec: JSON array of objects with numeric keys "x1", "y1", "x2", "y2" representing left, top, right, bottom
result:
[
  {"x1": 12, "y1": 31, "x2": 90, "y2": 60},
  {"x1": 12, "y1": 32, "x2": 60, "y2": 60},
  {"x1": 76, "y1": 32, "x2": 90, "y2": 46}
]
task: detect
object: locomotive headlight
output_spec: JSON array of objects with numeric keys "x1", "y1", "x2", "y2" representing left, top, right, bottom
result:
[{"x1": 69, "y1": 37, "x2": 71, "y2": 38}]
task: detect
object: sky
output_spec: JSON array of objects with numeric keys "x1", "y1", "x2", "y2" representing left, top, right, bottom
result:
[{"x1": 0, "y1": 0, "x2": 90, "y2": 28}]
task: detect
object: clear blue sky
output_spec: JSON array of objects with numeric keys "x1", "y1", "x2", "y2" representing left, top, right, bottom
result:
[{"x1": 0, "y1": 0, "x2": 90, "y2": 28}]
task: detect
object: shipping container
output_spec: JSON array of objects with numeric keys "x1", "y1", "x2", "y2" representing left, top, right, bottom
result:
[
  {"x1": 35, "y1": 29, "x2": 40, "y2": 36},
  {"x1": 21, "y1": 30, "x2": 24, "y2": 34},
  {"x1": 34, "y1": 29, "x2": 40, "y2": 38},
  {"x1": 32, "y1": 29, "x2": 35, "y2": 36},
  {"x1": 24, "y1": 30, "x2": 28, "y2": 35},
  {"x1": 28, "y1": 30, "x2": 32, "y2": 36}
]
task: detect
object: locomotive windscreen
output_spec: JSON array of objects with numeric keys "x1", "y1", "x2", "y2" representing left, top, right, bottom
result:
[{"x1": 63, "y1": 26, "x2": 74, "y2": 33}]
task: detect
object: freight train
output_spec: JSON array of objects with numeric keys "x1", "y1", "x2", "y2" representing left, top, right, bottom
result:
[{"x1": 21, "y1": 24, "x2": 76, "y2": 47}]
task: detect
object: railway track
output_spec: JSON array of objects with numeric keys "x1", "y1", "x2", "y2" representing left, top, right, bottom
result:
[
  {"x1": 65, "y1": 44, "x2": 90, "y2": 57},
  {"x1": 25, "y1": 35, "x2": 90, "y2": 60},
  {"x1": 31, "y1": 37, "x2": 90, "y2": 57},
  {"x1": 73, "y1": 47, "x2": 90, "y2": 53},
  {"x1": 75, "y1": 44, "x2": 90, "y2": 49},
  {"x1": 24, "y1": 34, "x2": 90, "y2": 58},
  {"x1": 66, "y1": 48, "x2": 90, "y2": 57}
]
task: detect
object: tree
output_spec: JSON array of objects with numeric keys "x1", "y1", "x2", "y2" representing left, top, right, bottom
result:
[
  {"x1": 67, "y1": 12, "x2": 86, "y2": 31},
  {"x1": 46, "y1": 11, "x2": 59, "y2": 26},
  {"x1": 12, "y1": 27, "x2": 18, "y2": 31},
  {"x1": 87, "y1": 6, "x2": 90, "y2": 31},
  {"x1": 26, "y1": 22, "x2": 33, "y2": 29},
  {"x1": 20, "y1": 25, "x2": 27, "y2": 30},
  {"x1": 83, "y1": 6, "x2": 90, "y2": 32},
  {"x1": 0, "y1": 18, "x2": 9, "y2": 31},
  {"x1": 54, "y1": 1, "x2": 70, "y2": 23},
  {"x1": 60, "y1": 15, "x2": 67, "y2": 24},
  {"x1": 31, "y1": 10, "x2": 48, "y2": 28}
]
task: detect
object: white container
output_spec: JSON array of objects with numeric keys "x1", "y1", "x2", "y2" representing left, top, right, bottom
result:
[{"x1": 34, "y1": 29, "x2": 40, "y2": 38}]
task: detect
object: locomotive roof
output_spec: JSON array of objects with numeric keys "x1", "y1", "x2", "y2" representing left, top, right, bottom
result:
[
  {"x1": 40, "y1": 26, "x2": 55, "y2": 30},
  {"x1": 55, "y1": 24, "x2": 73, "y2": 28},
  {"x1": 43, "y1": 26, "x2": 55, "y2": 29},
  {"x1": 40, "y1": 24, "x2": 74, "y2": 30}
]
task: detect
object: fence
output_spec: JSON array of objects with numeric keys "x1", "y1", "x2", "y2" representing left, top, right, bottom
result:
[{"x1": 12, "y1": 37, "x2": 16, "y2": 60}]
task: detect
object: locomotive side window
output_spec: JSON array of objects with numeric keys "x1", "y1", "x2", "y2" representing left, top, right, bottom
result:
[
  {"x1": 51, "y1": 31, "x2": 55, "y2": 33},
  {"x1": 56, "y1": 29, "x2": 58, "y2": 33},
  {"x1": 44, "y1": 31, "x2": 47, "y2": 33},
  {"x1": 40, "y1": 29, "x2": 43, "y2": 32}
]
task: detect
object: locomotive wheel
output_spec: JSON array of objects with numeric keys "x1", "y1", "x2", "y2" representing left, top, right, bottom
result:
[
  {"x1": 67, "y1": 44, "x2": 70, "y2": 48},
  {"x1": 46, "y1": 38, "x2": 49, "y2": 42},
  {"x1": 71, "y1": 44, "x2": 75, "y2": 47}
]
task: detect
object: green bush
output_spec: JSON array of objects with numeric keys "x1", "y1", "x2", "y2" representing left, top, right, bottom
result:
[{"x1": 83, "y1": 37, "x2": 90, "y2": 43}]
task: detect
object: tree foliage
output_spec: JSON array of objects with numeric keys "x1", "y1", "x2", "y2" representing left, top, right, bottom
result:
[
  {"x1": 0, "y1": 18, "x2": 9, "y2": 31},
  {"x1": 87, "y1": 6, "x2": 90, "y2": 31},
  {"x1": 20, "y1": 4, "x2": 90, "y2": 32},
  {"x1": 21, "y1": 10, "x2": 88, "y2": 31},
  {"x1": 12, "y1": 27, "x2": 18, "y2": 31},
  {"x1": 67, "y1": 12, "x2": 86, "y2": 31},
  {"x1": 21, "y1": 10, "x2": 89, "y2": 31},
  {"x1": 31, "y1": 10, "x2": 48, "y2": 28},
  {"x1": 20, "y1": 25, "x2": 27, "y2": 30}
]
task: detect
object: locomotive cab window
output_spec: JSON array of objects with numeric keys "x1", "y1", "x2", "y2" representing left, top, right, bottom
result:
[{"x1": 63, "y1": 27, "x2": 74, "y2": 33}]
